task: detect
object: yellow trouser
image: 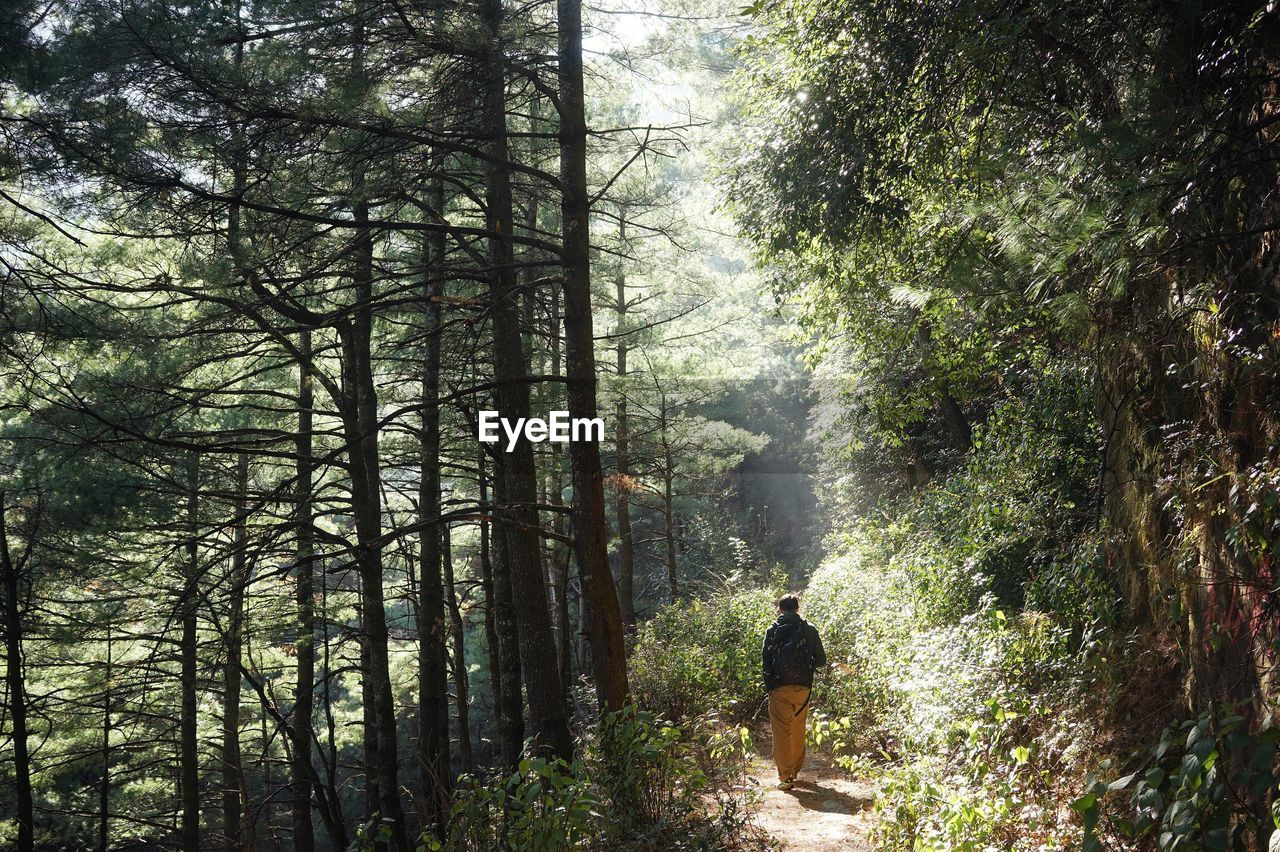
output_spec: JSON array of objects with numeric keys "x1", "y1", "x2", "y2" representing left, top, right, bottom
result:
[{"x1": 768, "y1": 685, "x2": 810, "y2": 780}]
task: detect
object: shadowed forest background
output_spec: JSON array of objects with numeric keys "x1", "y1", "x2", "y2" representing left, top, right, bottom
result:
[{"x1": 1, "y1": 0, "x2": 1278, "y2": 849}]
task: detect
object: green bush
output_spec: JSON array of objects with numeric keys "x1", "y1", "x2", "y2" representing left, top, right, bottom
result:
[
  {"x1": 630, "y1": 587, "x2": 778, "y2": 723},
  {"x1": 1077, "y1": 709, "x2": 1278, "y2": 851},
  {"x1": 802, "y1": 544, "x2": 916, "y2": 755},
  {"x1": 429, "y1": 756, "x2": 596, "y2": 852},
  {"x1": 800, "y1": 541, "x2": 1099, "y2": 847},
  {"x1": 869, "y1": 678, "x2": 1085, "y2": 851},
  {"x1": 422, "y1": 707, "x2": 757, "y2": 851},
  {"x1": 588, "y1": 706, "x2": 707, "y2": 833},
  {"x1": 586, "y1": 706, "x2": 752, "y2": 850}
]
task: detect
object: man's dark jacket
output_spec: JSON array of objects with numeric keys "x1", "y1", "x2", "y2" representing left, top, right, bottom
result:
[{"x1": 761, "y1": 611, "x2": 827, "y2": 690}]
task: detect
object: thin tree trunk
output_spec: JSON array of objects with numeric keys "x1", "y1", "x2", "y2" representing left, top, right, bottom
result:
[
  {"x1": 261, "y1": 713, "x2": 278, "y2": 852},
  {"x1": 418, "y1": 183, "x2": 450, "y2": 832},
  {"x1": 358, "y1": 613, "x2": 379, "y2": 816},
  {"x1": 570, "y1": 572, "x2": 588, "y2": 682},
  {"x1": 292, "y1": 328, "x2": 316, "y2": 852},
  {"x1": 342, "y1": 247, "x2": 406, "y2": 851},
  {"x1": 659, "y1": 403, "x2": 679, "y2": 601},
  {"x1": 475, "y1": 450, "x2": 510, "y2": 764},
  {"x1": 319, "y1": 557, "x2": 347, "y2": 850},
  {"x1": 442, "y1": 522, "x2": 474, "y2": 773},
  {"x1": 341, "y1": 12, "x2": 407, "y2": 848},
  {"x1": 542, "y1": 518, "x2": 573, "y2": 700},
  {"x1": 939, "y1": 393, "x2": 973, "y2": 453},
  {"x1": 481, "y1": 0, "x2": 573, "y2": 759},
  {"x1": 0, "y1": 494, "x2": 34, "y2": 852},
  {"x1": 221, "y1": 24, "x2": 251, "y2": 847},
  {"x1": 663, "y1": 491, "x2": 679, "y2": 602},
  {"x1": 612, "y1": 215, "x2": 636, "y2": 631},
  {"x1": 557, "y1": 0, "x2": 630, "y2": 712},
  {"x1": 489, "y1": 458, "x2": 527, "y2": 767},
  {"x1": 521, "y1": 95, "x2": 542, "y2": 363},
  {"x1": 99, "y1": 620, "x2": 112, "y2": 852},
  {"x1": 222, "y1": 452, "x2": 248, "y2": 852},
  {"x1": 546, "y1": 282, "x2": 573, "y2": 695},
  {"x1": 181, "y1": 454, "x2": 201, "y2": 852}
]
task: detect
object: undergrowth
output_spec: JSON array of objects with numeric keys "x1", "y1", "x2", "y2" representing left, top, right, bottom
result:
[{"x1": 411, "y1": 706, "x2": 763, "y2": 852}]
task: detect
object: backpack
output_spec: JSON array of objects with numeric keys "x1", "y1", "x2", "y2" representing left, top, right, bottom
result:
[{"x1": 769, "y1": 621, "x2": 813, "y2": 687}]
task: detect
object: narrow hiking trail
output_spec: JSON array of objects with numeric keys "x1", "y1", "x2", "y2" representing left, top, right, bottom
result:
[{"x1": 746, "y1": 751, "x2": 876, "y2": 851}]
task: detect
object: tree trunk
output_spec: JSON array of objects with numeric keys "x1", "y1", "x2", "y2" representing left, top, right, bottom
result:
[
  {"x1": 358, "y1": 613, "x2": 379, "y2": 815},
  {"x1": 0, "y1": 494, "x2": 34, "y2": 852},
  {"x1": 260, "y1": 714, "x2": 278, "y2": 852},
  {"x1": 489, "y1": 458, "x2": 531, "y2": 767},
  {"x1": 318, "y1": 561, "x2": 348, "y2": 850},
  {"x1": 222, "y1": 451, "x2": 248, "y2": 852},
  {"x1": 442, "y1": 522, "x2": 474, "y2": 774},
  {"x1": 556, "y1": 0, "x2": 630, "y2": 712},
  {"x1": 659, "y1": 402, "x2": 679, "y2": 601},
  {"x1": 521, "y1": 192, "x2": 539, "y2": 362},
  {"x1": 181, "y1": 454, "x2": 201, "y2": 852},
  {"x1": 418, "y1": 183, "x2": 451, "y2": 833},
  {"x1": 476, "y1": 450, "x2": 514, "y2": 765},
  {"x1": 612, "y1": 215, "x2": 636, "y2": 631},
  {"x1": 292, "y1": 328, "x2": 316, "y2": 852},
  {"x1": 546, "y1": 282, "x2": 574, "y2": 695},
  {"x1": 340, "y1": 233, "x2": 408, "y2": 852},
  {"x1": 481, "y1": 0, "x2": 573, "y2": 759},
  {"x1": 222, "y1": 30, "x2": 249, "y2": 847},
  {"x1": 99, "y1": 620, "x2": 112, "y2": 852},
  {"x1": 341, "y1": 327, "x2": 407, "y2": 851},
  {"x1": 342, "y1": 13, "x2": 407, "y2": 848},
  {"x1": 222, "y1": 17, "x2": 249, "y2": 846}
]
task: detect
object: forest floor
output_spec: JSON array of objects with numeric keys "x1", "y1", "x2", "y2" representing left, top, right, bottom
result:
[{"x1": 745, "y1": 748, "x2": 876, "y2": 851}]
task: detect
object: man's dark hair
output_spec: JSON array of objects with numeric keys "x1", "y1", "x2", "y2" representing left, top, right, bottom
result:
[{"x1": 777, "y1": 593, "x2": 800, "y2": 612}]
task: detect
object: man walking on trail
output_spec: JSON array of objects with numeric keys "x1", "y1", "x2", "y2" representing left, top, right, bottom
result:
[{"x1": 761, "y1": 593, "x2": 826, "y2": 790}]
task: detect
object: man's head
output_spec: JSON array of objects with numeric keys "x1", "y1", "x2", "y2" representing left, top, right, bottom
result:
[{"x1": 776, "y1": 593, "x2": 800, "y2": 613}]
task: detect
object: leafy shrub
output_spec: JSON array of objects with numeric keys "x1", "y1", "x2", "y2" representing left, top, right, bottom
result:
[
  {"x1": 587, "y1": 706, "x2": 755, "y2": 850},
  {"x1": 423, "y1": 707, "x2": 758, "y2": 851},
  {"x1": 1023, "y1": 533, "x2": 1118, "y2": 630},
  {"x1": 870, "y1": 685, "x2": 1083, "y2": 851},
  {"x1": 428, "y1": 756, "x2": 597, "y2": 851},
  {"x1": 1077, "y1": 709, "x2": 1278, "y2": 851},
  {"x1": 801, "y1": 543, "x2": 916, "y2": 755},
  {"x1": 588, "y1": 706, "x2": 707, "y2": 833},
  {"x1": 874, "y1": 753, "x2": 1022, "y2": 851},
  {"x1": 804, "y1": 552, "x2": 1098, "y2": 848},
  {"x1": 630, "y1": 587, "x2": 778, "y2": 723}
]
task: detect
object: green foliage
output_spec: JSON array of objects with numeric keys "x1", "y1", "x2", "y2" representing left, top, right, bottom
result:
[
  {"x1": 868, "y1": 668, "x2": 1091, "y2": 851},
  {"x1": 436, "y1": 758, "x2": 598, "y2": 852},
  {"x1": 589, "y1": 706, "x2": 706, "y2": 831},
  {"x1": 429, "y1": 708, "x2": 756, "y2": 851},
  {"x1": 873, "y1": 755, "x2": 1024, "y2": 851},
  {"x1": 801, "y1": 545, "x2": 913, "y2": 754},
  {"x1": 855, "y1": 365, "x2": 1105, "y2": 627},
  {"x1": 587, "y1": 706, "x2": 755, "y2": 849},
  {"x1": 798, "y1": 362, "x2": 1108, "y2": 739},
  {"x1": 630, "y1": 587, "x2": 779, "y2": 722},
  {"x1": 675, "y1": 508, "x2": 775, "y2": 594},
  {"x1": 1078, "y1": 710, "x2": 1278, "y2": 851}
]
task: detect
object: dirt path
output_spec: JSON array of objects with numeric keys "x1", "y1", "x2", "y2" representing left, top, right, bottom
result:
[{"x1": 746, "y1": 751, "x2": 876, "y2": 851}]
